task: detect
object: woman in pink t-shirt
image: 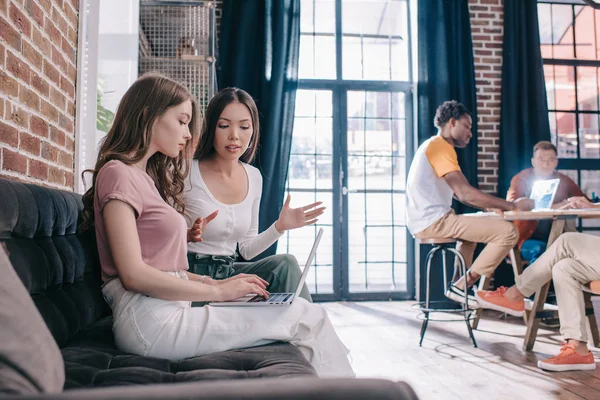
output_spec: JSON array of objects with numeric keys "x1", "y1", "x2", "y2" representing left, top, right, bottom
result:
[{"x1": 79, "y1": 73, "x2": 353, "y2": 377}]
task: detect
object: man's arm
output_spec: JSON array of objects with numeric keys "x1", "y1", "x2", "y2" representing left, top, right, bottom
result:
[
  {"x1": 444, "y1": 171, "x2": 525, "y2": 211},
  {"x1": 506, "y1": 173, "x2": 527, "y2": 202}
]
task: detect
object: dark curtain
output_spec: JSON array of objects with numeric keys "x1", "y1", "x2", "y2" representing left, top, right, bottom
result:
[
  {"x1": 497, "y1": 0, "x2": 551, "y2": 198},
  {"x1": 417, "y1": 0, "x2": 479, "y2": 215},
  {"x1": 218, "y1": 0, "x2": 301, "y2": 258},
  {"x1": 417, "y1": 0, "x2": 478, "y2": 302}
]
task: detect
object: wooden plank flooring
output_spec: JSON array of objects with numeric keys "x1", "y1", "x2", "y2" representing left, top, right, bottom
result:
[{"x1": 322, "y1": 301, "x2": 600, "y2": 400}]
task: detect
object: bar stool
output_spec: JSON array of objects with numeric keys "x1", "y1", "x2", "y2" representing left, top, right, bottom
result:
[{"x1": 414, "y1": 237, "x2": 477, "y2": 348}]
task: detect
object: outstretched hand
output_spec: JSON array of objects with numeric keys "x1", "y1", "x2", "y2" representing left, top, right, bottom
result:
[
  {"x1": 187, "y1": 210, "x2": 219, "y2": 243},
  {"x1": 275, "y1": 194, "x2": 325, "y2": 233}
]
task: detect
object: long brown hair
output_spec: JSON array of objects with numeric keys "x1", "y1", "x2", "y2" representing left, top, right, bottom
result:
[
  {"x1": 192, "y1": 87, "x2": 260, "y2": 163},
  {"x1": 79, "y1": 73, "x2": 200, "y2": 232}
]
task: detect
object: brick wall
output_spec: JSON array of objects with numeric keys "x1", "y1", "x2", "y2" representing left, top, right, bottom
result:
[
  {"x1": 0, "y1": 0, "x2": 78, "y2": 190},
  {"x1": 469, "y1": 0, "x2": 504, "y2": 194}
]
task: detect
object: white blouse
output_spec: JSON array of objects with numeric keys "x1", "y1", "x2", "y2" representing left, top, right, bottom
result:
[{"x1": 182, "y1": 162, "x2": 282, "y2": 260}]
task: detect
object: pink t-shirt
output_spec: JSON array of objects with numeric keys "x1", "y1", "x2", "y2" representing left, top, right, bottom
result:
[{"x1": 94, "y1": 160, "x2": 189, "y2": 282}]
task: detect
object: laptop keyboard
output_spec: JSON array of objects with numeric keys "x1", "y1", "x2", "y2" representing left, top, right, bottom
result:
[{"x1": 248, "y1": 293, "x2": 293, "y2": 303}]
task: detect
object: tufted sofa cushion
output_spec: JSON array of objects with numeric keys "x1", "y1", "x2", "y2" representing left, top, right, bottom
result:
[{"x1": 0, "y1": 179, "x2": 316, "y2": 390}]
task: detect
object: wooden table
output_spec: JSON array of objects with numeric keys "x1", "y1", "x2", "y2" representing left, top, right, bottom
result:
[{"x1": 466, "y1": 209, "x2": 600, "y2": 351}]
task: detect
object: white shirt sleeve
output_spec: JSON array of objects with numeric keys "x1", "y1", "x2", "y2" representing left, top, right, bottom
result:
[{"x1": 237, "y1": 169, "x2": 283, "y2": 260}]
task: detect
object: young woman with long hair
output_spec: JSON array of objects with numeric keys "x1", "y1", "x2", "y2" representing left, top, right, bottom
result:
[
  {"x1": 80, "y1": 74, "x2": 353, "y2": 377},
  {"x1": 183, "y1": 87, "x2": 322, "y2": 302}
]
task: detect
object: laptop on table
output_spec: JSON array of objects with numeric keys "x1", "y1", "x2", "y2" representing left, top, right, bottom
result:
[
  {"x1": 529, "y1": 178, "x2": 560, "y2": 210},
  {"x1": 209, "y1": 228, "x2": 324, "y2": 307}
]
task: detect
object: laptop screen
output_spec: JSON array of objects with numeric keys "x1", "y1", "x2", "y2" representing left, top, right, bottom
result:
[
  {"x1": 529, "y1": 178, "x2": 560, "y2": 210},
  {"x1": 295, "y1": 228, "x2": 324, "y2": 298}
]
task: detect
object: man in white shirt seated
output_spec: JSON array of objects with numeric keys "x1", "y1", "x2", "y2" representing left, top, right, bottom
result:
[{"x1": 406, "y1": 100, "x2": 534, "y2": 303}]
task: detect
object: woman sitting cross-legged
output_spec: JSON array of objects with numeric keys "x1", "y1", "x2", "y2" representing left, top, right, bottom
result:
[
  {"x1": 80, "y1": 73, "x2": 354, "y2": 377},
  {"x1": 475, "y1": 195, "x2": 600, "y2": 372},
  {"x1": 183, "y1": 87, "x2": 322, "y2": 303}
]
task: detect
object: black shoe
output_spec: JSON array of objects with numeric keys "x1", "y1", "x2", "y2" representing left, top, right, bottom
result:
[
  {"x1": 540, "y1": 317, "x2": 560, "y2": 328},
  {"x1": 445, "y1": 284, "x2": 479, "y2": 308}
]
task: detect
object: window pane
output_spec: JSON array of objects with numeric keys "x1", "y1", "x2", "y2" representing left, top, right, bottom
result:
[
  {"x1": 577, "y1": 67, "x2": 599, "y2": 111},
  {"x1": 342, "y1": 0, "x2": 405, "y2": 36},
  {"x1": 581, "y1": 170, "x2": 600, "y2": 199},
  {"x1": 341, "y1": 0, "x2": 409, "y2": 81},
  {"x1": 544, "y1": 65, "x2": 556, "y2": 110},
  {"x1": 574, "y1": 6, "x2": 596, "y2": 60},
  {"x1": 348, "y1": 193, "x2": 407, "y2": 293},
  {"x1": 550, "y1": 4, "x2": 575, "y2": 59},
  {"x1": 582, "y1": 170, "x2": 600, "y2": 228},
  {"x1": 276, "y1": 204, "x2": 334, "y2": 294},
  {"x1": 553, "y1": 66, "x2": 576, "y2": 110},
  {"x1": 579, "y1": 113, "x2": 600, "y2": 159},
  {"x1": 299, "y1": 34, "x2": 336, "y2": 79},
  {"x1": 539, "y1": 3, "x2": 553, "y2": 58},
  {"x1": 555, "y1": 112, "x2": 578, "y2": 158},
  {"x1": 300, "y1": 0, "x2": 335, "y2": 34}
]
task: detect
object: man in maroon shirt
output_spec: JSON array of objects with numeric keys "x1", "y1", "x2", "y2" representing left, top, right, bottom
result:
[{"x1": 507, "y1": 141, "x2": 586, "y2": 265}]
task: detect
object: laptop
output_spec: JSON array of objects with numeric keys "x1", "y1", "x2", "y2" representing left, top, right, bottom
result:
[
  {"x1": 209, "y1": 228, "x2": 324, "y2": 307},
  {"x1": 530, "y1": 178, "x2": 560, "y2": 210}
]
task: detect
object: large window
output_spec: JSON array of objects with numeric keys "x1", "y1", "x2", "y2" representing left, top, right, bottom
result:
[
  {"x1": 539, "y1": 0, "x2": 600, "y2": 235},
  {"x1": 277, "y1": 0, "x2": 414, "y2": 300}
]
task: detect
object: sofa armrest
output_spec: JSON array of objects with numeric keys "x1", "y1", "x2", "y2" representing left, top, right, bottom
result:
[{"x1": 11, "y1": 377, "x2": 419, "y2": 400}]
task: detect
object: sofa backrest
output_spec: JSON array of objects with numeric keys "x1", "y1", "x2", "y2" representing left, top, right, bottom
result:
[{"x1": 0, "y1": 179, "x2": 109, "y2": 348}]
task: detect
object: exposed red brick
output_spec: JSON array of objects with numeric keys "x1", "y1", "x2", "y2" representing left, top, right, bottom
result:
[
  {"x1": 50, "y1": 124, "x2": 65, "y2": 146},
  {"x1": 50, "y1": 86, "x2": 66, "y2": 110},
  {"x1": 19, "y1": 85, "x2": 40, "y2": 111},
  {"x1": 43, "y1": 60, "x2": 60, "y2": 84},
  {"x1": 59, "y1": 75, "x2": 74, "y2": 97},
  {"x1": 51, "y1": 45, "x2": 68, "y2": 73},
  {"x1": 31, "y1": 71, "x2": 50, "y2": 96},
  {"x1": 40, "y1": 99, "x2": 58, "y2": 122},
  {"x1": 32, "y1": 26, "x2": 52, "y2": 57},
  {"x1": 0, "y1": 121, "x2": 18, "y2": 147},
  {"x1": 0, "y1": 16, "x2": 22, "y2": 51},
  {"x1": 29, "y1": 159, "x2": 48, "y2": 179},
  {"x1": 60, "y1": 37, "x2": 76, "y2": 64},
  {"x1": 24, "y1": 0, "x2": 44, "y2": 27},
  {"x1": 41, "y1": 141, "x2": 59, "y2": 162},
  {"x1": 22, "y1": 40, "x2": 43, "y2": 69},
  {"x1": 7, "y1": 51, "x2": 32, "y2": 84},
  {"x1": 9, "y1": 2, "x2": 31, "y2": 37},
  {"x1": 44, "y1": 16, "x2": 60, "y2": 45},
  {"x1": 58, "y1": 149, "x2": 73, "y2": 168},
  {"x1": 37, "y1": 0, "x2": 51, "y2": 13},
  {"x1": 48, "y1": 165, "x2": 65, "y2": 184},
  {"x1": 0, "y1": 70, "x2": 19, "y2": 97},
  {"x1": 30, "y1": 115, "x2": 49, "y2": 137},
  {"x1": 8, "y1": 103, "x2": 29, "y2": 128},
  {"x1": 2, "y1": 148, "x2": 27, "y2": 174},
  {"x1": 64, "y1": 170, "x2": 73, "y2": 187},
  {"x1": 19, "y1": 131, "x2": 41, "y2": 155},
  {"x1": 0, "y1": 42, "x2": 4, "y2": 65}
]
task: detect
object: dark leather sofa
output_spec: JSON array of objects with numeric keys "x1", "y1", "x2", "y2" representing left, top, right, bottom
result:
[{"x1": 0, "y1": 178, "x2": 418, "y2": 399}]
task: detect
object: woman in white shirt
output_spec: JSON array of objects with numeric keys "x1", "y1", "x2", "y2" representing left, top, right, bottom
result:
[{"x1": 183, "y1": 87, "x2": 323, "y2": 303}]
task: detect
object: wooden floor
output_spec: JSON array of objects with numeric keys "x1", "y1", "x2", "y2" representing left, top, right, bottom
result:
[{"x1": 322, "y1": 300, "x2": 600, "y2": 400}]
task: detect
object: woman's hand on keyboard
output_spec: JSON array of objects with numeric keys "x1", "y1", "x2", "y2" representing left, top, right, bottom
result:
[
  {"x1": 219, "y1": 273, "x2": 269, "y2": 286},
  {"x1": 215, "y1": 275, "x2": 270, "y2": 301}
]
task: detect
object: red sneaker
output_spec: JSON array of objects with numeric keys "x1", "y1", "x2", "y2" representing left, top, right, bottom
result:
[
  {"x1": 474, "y1": 286, "x2": 525, "y2": 317},
  {"x1": 538, "y1": 343, "x2": 596, "y2": 372}
]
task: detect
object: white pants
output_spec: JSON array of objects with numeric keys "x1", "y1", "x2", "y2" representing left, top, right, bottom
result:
[
  {"x1": 516, "y1": 232, "x2": 600, "y2": 343},
  {"x1": 101, "y1": 271, "x2": 354, "y2": 377}
]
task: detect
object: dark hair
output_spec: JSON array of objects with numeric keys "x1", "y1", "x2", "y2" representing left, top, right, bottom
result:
[
  {"x1": 193, "y1": 87, "x2": 260, "y2": 163},
  {"x1": 434, "y1": 100, "x2": 470, "y2": 128},
  {"x1": 533, "y1": 140, "x2": 557, "y2": 155},
  {"x1": 79, "y1": 73, "x2": 200, "y2": 232}
]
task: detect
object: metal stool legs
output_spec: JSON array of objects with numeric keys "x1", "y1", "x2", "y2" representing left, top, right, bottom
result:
[{"x1": 418, "y1": 244, "x2": 477, "y2": 348}]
